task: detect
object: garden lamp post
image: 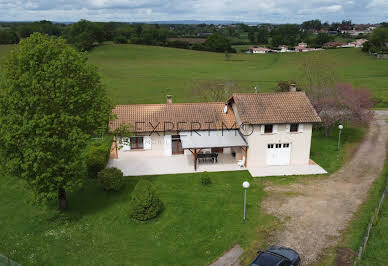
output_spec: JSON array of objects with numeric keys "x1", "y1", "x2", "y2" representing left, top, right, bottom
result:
[
  {"x1": 338, "y1": 124, "x2": 343, "y2": 150},
  {"x1": 243, "y1": 181, "x2": 250, "y2": 221}
]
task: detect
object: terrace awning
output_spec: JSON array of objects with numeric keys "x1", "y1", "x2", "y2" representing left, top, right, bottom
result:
[
  {"x1": 179, "y1": 130, "x2": 248, "y2": 170},
  {"x1": 179, "y1": 130, "x2": 248, "y2": 149}
]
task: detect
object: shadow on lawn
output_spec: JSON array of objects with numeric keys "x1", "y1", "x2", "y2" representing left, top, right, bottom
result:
[{"x1": 64, "y1": 177, "x2": 142, "y2": 220}]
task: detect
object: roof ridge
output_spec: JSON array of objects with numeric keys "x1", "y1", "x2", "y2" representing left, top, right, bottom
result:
[
  {"x1": 115, "y1": 102, "x2": 226, "y2": 107},
  {"x1": 232, "y1": 91, "x2": 305, "y2": 96}
]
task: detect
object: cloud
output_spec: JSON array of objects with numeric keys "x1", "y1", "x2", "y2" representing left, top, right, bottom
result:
[
  {"x1": 367, "y1": 0, "x2": 388, "y2": 8},
  {"x1": 0, "y1": 0, "x2": 386, "y2": 23}
]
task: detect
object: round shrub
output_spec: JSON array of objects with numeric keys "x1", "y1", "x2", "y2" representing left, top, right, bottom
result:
[
  {"x1": 201, "y1": 172, "x2": 212, "y2": 186},
  {"x1": 97, "y1": 167, "x2": 124, "y2": 191},
  {"x1": 129, "y1": 180, "x2": 163, "y2": 221}
]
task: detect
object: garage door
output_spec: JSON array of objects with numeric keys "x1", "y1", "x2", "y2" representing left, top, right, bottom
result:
[{"x1": 266, "y1": 143, "x2": 291, "y2": 165}]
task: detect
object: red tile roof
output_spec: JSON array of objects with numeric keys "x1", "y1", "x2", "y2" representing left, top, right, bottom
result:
[
  {"x1": 109, "y1": 102, "x2": 238, "y2": 133},
  {"x1": 228, "y1": 92, "x2": 321, "y2": 124}
]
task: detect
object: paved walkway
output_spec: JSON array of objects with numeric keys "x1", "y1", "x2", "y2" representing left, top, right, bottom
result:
[
  {"x1": 209, "y1": 245, "x2": 243, "y2": 266},
  {"x1": 262, "y1": 111, "x2": 388, "y2": 265},
  {"x1": 249, "y1": 161, "x2": 326, "y2": 177}
]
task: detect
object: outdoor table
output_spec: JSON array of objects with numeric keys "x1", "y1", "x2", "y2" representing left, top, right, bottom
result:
[{"x1": 197, "y1": 153, "x2": 218, "y2": 164}]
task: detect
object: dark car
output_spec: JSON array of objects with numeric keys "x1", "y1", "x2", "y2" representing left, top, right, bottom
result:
[{"x1": 249, "y1": 245, "x2": 301, "y2": 266}]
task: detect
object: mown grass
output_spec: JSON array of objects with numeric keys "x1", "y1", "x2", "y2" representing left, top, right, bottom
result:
[
  {"x1": 340, "y1": 145, "x2": 388, "y2": 265},
  {"x1": 1, "y1": 44, "x2": 388, "y2": 107},
  {"x1": 310, "y1": 126, "x2": 366, "y2": 174},
  {"x1": 0, "y1": 170, "x2": 275, "y2": 265}
]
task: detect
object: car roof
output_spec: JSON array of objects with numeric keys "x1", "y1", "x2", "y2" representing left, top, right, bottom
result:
[
  {"x1": 251, "y1": 252, "x2": 284, "y2": 266},
  {"x1": 265, "y1": 246, "x2": 299, "y2": 263}
]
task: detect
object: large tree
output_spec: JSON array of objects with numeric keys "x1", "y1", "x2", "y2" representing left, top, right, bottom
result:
[
  {"x1": 65, "y1": 20, "x2": 104, "y2": 51},
  {"x1": 0, "y1": 33, "x2": 111, "y2": 210}
]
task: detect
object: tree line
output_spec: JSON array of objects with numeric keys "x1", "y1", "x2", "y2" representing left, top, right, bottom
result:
[{"x1": 0, "y1": 19, "x2": 387, "y2": 53}]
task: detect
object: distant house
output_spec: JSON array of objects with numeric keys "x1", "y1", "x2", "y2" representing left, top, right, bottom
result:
[
  {"x1": 323, "y1": 42, "x2": 346, "y2": 48},
  {"x1": 345, "y1": 39, "x2": 368, "y2": 48},
  {"x1": 294, "y1": 42, "x2": 307, "y2": 52},
  {"x1": 278, "y1": 45, "x2": 289, "y2": 53},
  {"x1": 248, "y1": 46, "x2": 271, "y2": 54},
  {"x1": 294, "y1": 42, "x2": 320, "y2": 52}
]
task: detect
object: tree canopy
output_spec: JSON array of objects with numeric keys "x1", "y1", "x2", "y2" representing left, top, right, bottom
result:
[
  {"x1": 362, "y1": 27, "x2": 388, "y2": 54},
  {"x1": 0, "y1": 33, "x2": 111, "y2": 209},
  {"x1": 65, "y1": 20, "x2": 104, "y2": 51},
  {"x1": 204, "y1": 33, "x2": 234, "y2": 53}
]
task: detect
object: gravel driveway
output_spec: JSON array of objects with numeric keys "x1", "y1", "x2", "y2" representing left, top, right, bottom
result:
[{"x1": 262, "y1": 111, "x2": 388, "y2": 265}]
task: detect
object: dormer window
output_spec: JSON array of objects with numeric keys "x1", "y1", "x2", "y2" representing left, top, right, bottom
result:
[
  {"x1": 290, "y1": 123, "x2": 299, "y2": 132},
  {"x1": 264, "y1": 124, "x2": 273, "y2": 133}
]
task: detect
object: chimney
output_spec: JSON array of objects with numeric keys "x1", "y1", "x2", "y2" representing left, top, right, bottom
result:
[
  {"x1": 166, "y1": 95, "x2": 172, "y2": 104},
  {"x1": 289, "y1": 83, "x2": 297, "y2": 92}
]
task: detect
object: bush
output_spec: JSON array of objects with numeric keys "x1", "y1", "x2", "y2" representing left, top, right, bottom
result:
[
  {"x1": 129, "y1": 180, "x2": 163, "y2": 221},
  {"x1": 201, "y1": 173, "x2": 212, "y2": 186},
  {"x1": 87, "y1": 144, "x2": 110, "y2": 178},
  {"x1": 113, "y1": 35, "x2": 128, "y2": 44},
  {"x1": 97, "y1": 167, "x2": 124, "y2": 191}
]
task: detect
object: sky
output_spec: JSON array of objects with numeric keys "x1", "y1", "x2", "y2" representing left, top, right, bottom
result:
[{"x1": 0, "y1": 0, "x2": 387, "y2": 23}]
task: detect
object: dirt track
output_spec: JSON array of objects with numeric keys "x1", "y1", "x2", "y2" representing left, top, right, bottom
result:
[{"x1": 262, "y1": 111, "x2": 388, "y2": 265}]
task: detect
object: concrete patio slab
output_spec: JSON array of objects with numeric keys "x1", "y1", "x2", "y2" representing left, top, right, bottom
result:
[
  {"x1": 107, "y1": 151, "x2": 242, "y2": 176},
  {"x1": 108, "y1": 150, "x2": 327, "y2": 177},
  {"x1": 248, "y1": 162, "x2": 327, "y2": 177}
]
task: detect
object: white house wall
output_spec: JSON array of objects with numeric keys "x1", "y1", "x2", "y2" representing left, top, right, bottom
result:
[{"x1": 245, "y1": 124, "x2": 312, "y2": 167}]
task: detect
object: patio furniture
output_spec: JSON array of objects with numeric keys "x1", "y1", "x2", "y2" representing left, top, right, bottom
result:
[
  {"x1": 237, "y1": 156, "x2": 245, "y2": 168},
  {"x1": 197, "y1": 153, "x2": 218, "y2": 164}
]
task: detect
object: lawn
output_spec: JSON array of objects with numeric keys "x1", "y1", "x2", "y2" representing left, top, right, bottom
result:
[
  {"x1": 311, "y1": 126, "x2": 365, "y2": 174},
  {"x1": 0, "y1": 170, "x2": 275, "y2": 265},
  {"x1": 1, "y1": 44, "x2": 388, "y2": 107}
]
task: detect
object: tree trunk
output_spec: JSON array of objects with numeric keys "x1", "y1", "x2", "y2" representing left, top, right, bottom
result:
[
  {"x1": 58, "y1": 187, "x2": 68, "y2": 211},
  {"x1": 324, "y1": 126, "x2": 330, "y2": 138}
]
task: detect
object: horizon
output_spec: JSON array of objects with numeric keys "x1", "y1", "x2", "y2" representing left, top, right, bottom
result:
[
  {"x1": 0, "y1": 0, "x2": 387, "y2": 24},
  {"x1": 0, "y1": 19, "x2": 385, "y2": 25}
]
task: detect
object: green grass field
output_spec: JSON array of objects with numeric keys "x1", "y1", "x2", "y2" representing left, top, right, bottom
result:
[
  {"x1": 1, "y1": 44, "x2": 388, "y2": 107},
  {"x1": 0, "y1": 170, "x2": 275, "y2": 265}
]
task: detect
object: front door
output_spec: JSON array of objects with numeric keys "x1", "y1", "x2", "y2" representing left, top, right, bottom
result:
[{"x1": 172, "y1": 135, "x2": 184, "y2": 155}]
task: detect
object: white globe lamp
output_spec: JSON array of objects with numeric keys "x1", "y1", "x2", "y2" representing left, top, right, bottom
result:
[{"x1": 242, "y1": 181, "x2": 250, "y2": 220}]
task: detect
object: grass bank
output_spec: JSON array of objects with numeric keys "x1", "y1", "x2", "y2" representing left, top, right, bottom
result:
[
  {"x1": 0, "y1": 170, "x2": 275, "y2": 265},
  {"x1": 340, "y1": 144, "x2": 388, "y2": 264}
]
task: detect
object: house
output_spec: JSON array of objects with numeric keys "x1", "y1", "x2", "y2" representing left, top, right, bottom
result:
[
  {"x1": 108, "y1": 90, "x2": 325, "y2": 177},
  {"x1": 323, "y1": 42, "x2": 346, "y2": 48},
  {"x1": 248, "y1": 46, "x2": 271, "y2": 54},
  {"x1": 278, "y1": 45, "x2": 290, "y2": 53},
  {"x1": 294, "y1": 43, "x2": 321, "y2": 52}
]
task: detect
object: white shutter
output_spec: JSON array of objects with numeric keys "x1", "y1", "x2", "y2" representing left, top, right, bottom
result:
[
  {"x1": 164, "y1": 135, "x2": 172, "y2": 156},
  {"x1": 143, "y1": 136, "x2": 152, "y2": 150},
  {"x1": 285, "y1": 124, "x2": 290, "y2": 132},
  {"x1": 273, "y1": 124, "x2": 278, "y2": 134},
  {"x1": 121, "y1": 137, "x2": 131, "y2": 151},
  {"x1": 298, "y1": 124, "x2": 304, "y2": 133},
  {"x1": 260, "y1": 125, "x2": 265, "y2": 134}
]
